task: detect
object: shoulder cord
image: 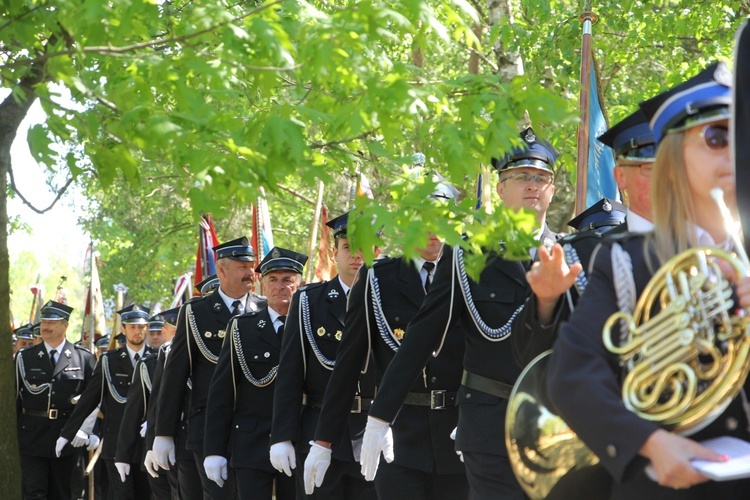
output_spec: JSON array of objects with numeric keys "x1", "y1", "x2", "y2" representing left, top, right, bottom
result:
[
  {"x1": 140, "y1": 361, "x2": 152, "y2": 393},
  {"x1": 454, "y1": 246, "x2": 523, "y2": 342},
  {"x1": 16, "y1": 353, "x2": 51, "y2": 395},
  {"x1": 102, "y1": 354, "x2": 128, "y2": 404},
  {"x1": 231, "y1": 316, "x2": 278, "y2": 387},
  {"x1": 611, "y1": 242, "x2": 636, "y2": 350},
  {"x1": 301, "y1": 291, "x2": 335, "y2": 371},
  {"x1": 368, "y1": 267, "x2": 400, "y2": 352},
  {"x1": 563, "y1": 243, "x2": 588, "y2": 296},
  {"x1": 187, "y1": 303, "x2": 218, "y2": 364}
]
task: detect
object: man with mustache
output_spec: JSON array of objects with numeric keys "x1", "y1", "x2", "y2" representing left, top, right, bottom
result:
[
  {"x1": 58, "y1": 303, "x2": 156, "y2": 499},
  {"x1": 153, "y1": 237, "x2": 265, "y2": 500},
  {"x1": 15, "y1": 301, "x2": 96, "y2": 500}
]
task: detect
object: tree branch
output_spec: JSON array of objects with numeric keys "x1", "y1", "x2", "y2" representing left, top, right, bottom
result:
[
  {"x1": 7, "y1": 163, "x2": 75, "y2": 214},
  {"x1": 2, "y1": 0, "x2": 286, "y2": 69}
]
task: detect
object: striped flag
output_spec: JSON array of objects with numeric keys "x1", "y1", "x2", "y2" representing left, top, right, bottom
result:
[
  {"x1": 81, "y1": 246, "x2": 107, "y2": 348},
  {"x1": 251, "y1": 188, "x2": 274, "y2": 264},
  {"x1": 194, "y1": 213, "x2": 220, "y2": 296}
]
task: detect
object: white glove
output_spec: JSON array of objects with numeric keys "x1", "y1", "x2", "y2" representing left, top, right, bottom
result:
[
  {"x1": 359, "y1": 416, "x2": 393, "y2": 481},
  {"x1": 152, "y1": 436, "x2": 176, "y2": 470},
  {"x1": 304, "y1": 441, "x2": 332, "y2": 495},
  {"x1": 86, "y1": 434, "x2": 101, "y2": 451},
  {"x1": 203, "y1": 455, "x2": 228, "y2": 488},
  {"x1": 115, "y1": 462, "x2": 131, "y2": 482},
  {"x1": 450, "y1": 426, "x2": 464, "y2": 463},
  {"x1": 269, "y1": 441, "x2": 297, "y2": 477},
  {"x1": 55, "y1": 437, "x2": 69, "y2": 458},
  {"x1": 144, "y1": 450, "x2": 160, "y2": 478},
  {"x1": 140, "y1": 421, "x2": 148, "y2": 438},
  {"x1": 71, "y1": 430, "x2": 89, "y2": 447}
]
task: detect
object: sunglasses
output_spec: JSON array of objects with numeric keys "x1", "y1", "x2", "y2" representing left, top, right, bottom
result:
[
  {"x1": 500, "y1": 172, "x2": 554, "y2": 186},
  {"x1": 698, "y1": 124, "x2": 729, "y2": 150}
]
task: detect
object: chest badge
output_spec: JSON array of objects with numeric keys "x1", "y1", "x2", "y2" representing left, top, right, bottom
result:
[
  {"x1": 218, "y1": 330, "x2": 226, "y2": 339},
  {"x1": 394, "y1": 328, "x2": 405, "y2": 341},
  {"x1": 64, "y1": 349, "x2": 72, "y2": 358},
  {"x1": 335, "y1": 330, "x2": 342, "y2": 341},
  {"x1": 258, "y1": 320, "x2": 267, "y2": 329},
  {"x1": 205, "y1": 331, "x2": 213, "y2": 338},
  {"x1": 213, "y1": 303, "x2": 222, "y2": 312},
  {"x1": 120, "y1": 351, "x2": 128, "y2": 358},
  {"x1": 327, "y1": 289, "x2": 339, "y2": 300},
  {"x1": 37, "y1": 351, "x2": 45, "y2": 358},
  {"x1": 317, "y1": 327, "x2": 326, "y2": 337}
]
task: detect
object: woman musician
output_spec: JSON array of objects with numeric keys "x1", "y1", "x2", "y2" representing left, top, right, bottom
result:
[{"x1": 547, "y1": 61, "x2": 750, "y2": 499}]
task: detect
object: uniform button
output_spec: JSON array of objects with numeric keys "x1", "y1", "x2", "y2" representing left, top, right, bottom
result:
[
  {"x1": 726, "y1": 417, "x2": 739, "y2": 431},
  {"x1": 430, "y1": 376, "x2": 437, "y2": 383},
  {"x1": 264, "y1": 352, "x2": 270, "y2": 358},
  {"x1": 235, "y1": 425, "x2": 239, "y2": 429},
  {"x1": 606, "y1": 445, "x2": 617, "y2": 458},
  {"x1": 395, "y1": 317, "x2": 400, "y2": 322},
  {"x1": 254, "y1": 356, "x2": 258, "y2": 360},
  {"x1": 490, "y1": 292, "x2": 496, "y2": 298},
  {"x1": 465, "y1": 393, "x2": 471, "y2": 399}
]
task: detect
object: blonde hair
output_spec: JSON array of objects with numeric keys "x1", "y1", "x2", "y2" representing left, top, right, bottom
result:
[{"x1": 651, "y1": 132, "x2": 698, "y2": 263}]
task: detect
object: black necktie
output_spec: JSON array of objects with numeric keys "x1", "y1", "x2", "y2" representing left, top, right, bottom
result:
[
  {"x1": 133, "y1": 352, "x2": 140, "y2": 367},
  {"x1": 277, "y1": 315, "x2": 286, "y2": 335},
  {"x1": 231, "y1": 299, "x2": 242, "y2": 316},
  {"x1": 49, "y1": 349, "x2": 57, "y2": 368},
  {"x1": 422, "y1": 261, "x2": 435, "y2": 293}
]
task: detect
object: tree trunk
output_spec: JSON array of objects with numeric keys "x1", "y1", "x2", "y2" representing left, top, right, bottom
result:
[
  {"x1": 486, "y1": 0, "x2": 524, "y2": 81},
  {"x1": 0, "y1": 68, "x2": 46, "y2": 499}
]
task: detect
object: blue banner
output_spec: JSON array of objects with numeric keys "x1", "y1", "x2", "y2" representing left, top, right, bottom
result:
[{"x1": 586, "y1": 55, "x2": 618, "y2": 208}]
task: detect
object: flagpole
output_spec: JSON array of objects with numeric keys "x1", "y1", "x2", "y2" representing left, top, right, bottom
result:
[
  {"x1": 575, "y1": 11, "x2": 598, "y2": 215},
  {"x1": 307, "y1": 180, "x2": 325, "y2": 284}
]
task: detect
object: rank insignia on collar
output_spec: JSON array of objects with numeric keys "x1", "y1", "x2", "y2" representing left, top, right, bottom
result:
[
  {"x1": 218, "y1": 330, "x2": 226, "y2": 339},
  {"x1": 205, "y1": 331, "x2": 213, "y2": 338},
  {"x1": 327, "y1": 289, "x2": 339, "y2": 299},
  {"x1": 394, "y1": 328, "x2": 405, "y2": 341},
  {"x1": 38, "y1": 351, "x2": 44, "y2": 358},
  {"x1": 213, "y1": 303, "x2": 222, "y2": 312},
  {"x1": 64, "y1": 349, "x2": 72, "y2": 358},
  {"x1": 335, "y1": 330, "x2": 342, "y2": 341},
  {"x1": 258, "y1": 320, "x2": 266, "y2": 329},
  {"x1": 317, "y1": 327, "x2": 326, "y2": 337}
]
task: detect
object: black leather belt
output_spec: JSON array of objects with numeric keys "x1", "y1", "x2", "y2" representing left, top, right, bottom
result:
[
  {"x1": 403, "y1": 390, "x2": 456, "y2": 410},
  {"x1": 461, "y1": 370, "x2": 513, "y2": 399},
  {"x1": 303, "y1": 394, "x2": 372, "y2": 414},
  {"x1": 22, "y1": 408, "x2": 72, "y2": 419}
]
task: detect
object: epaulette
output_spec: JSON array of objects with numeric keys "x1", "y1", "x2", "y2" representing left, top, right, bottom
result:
[
  {"x1": 184, "y1": 295, "x2": 204, "y2": 305},
  {"x1": 372, "y1": 256, "x2": 399, "y2": 268},
  {"x1": 74, "y1": 344, "x2": 93, "y2": 354},
  {"x1": 604, "y1": 230, "x2": 647, "y2": 244},
  {"x1": 141, "y1": 351, "x2": 158, "y2": 362},
  {"x1": 559, "y1": 230, "x2": 602, "y2": 245},
  {"x1": 298, "y1": 280, "x2": 328, "y2": 292}
]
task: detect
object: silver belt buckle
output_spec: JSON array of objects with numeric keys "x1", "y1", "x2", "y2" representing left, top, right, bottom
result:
[
  {"x1": 430, "y1": 390, "x2": 446, "y2": 410},
  {"x1": 48, "y1": 409, "x2": 59, "y2": 419},
  {"x1": 351, "y1": 395, "x2": 362, "y2": 413}
]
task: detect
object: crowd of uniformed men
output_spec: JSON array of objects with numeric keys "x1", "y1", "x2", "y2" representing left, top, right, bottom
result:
[{"x1": 11, "y1": 57, "x2": 750, "y2": 500}]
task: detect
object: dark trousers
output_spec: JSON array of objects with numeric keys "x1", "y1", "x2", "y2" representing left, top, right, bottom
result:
[
  {"x1": 192, "y1": 449, "x2": 236, "y2": 500},
  {"x1": 462, "y1": 451, "x2": 524, "y2": 500},
  {"x1": 296, "y1": 455, "x2": 376, "y2": 500},
  {"x1": 177, "y1": 455, "x2": 203, "y2": 500},
  {"x1": 21, "y1": 453, "x2": 79, "y2": 500},
  {"x1": 374, "y1": 462, "x2": 468, "y2": 500},
  {"x1": 104, "y1": 459, "x2": 150, "y2": 500},
  {"x1": 147, "y1": 470, "x2": 172, "y2": 500},
  {"x1": 235, "y1": 467, "x2": 296, "y2": 500}
]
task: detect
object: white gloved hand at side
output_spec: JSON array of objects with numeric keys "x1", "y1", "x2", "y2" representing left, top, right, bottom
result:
[
  {"x1": 269, "y1": 441, "x2": 297, "y2": 477},
  {"x1": 450, "y1": 426, "x2": 464, "y2": 462},
  {"x1": 152, "y1": 436, "x2": 176, "y2": 470},
  {"x1": 71, "y1": 430, "x2": 89, "y2": 447},
  {"x1": 55, "y1": 437, "x2": 69, "y2": 458},
  {"x1": 114, "y1": 462, "x2": 131, "y2": 482},
  {"x1": 144, "y1": 450, "x2": 160, "y2": 478},
  {"x1": 203, "y1": 455, "x2": 228, "y2": 488},
  {"x1": 359, "y1": 416, "x2": 393, "y2": 481},
  {"x1": 304, "y1": 441, "x2": 332, "y2": 495}
]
